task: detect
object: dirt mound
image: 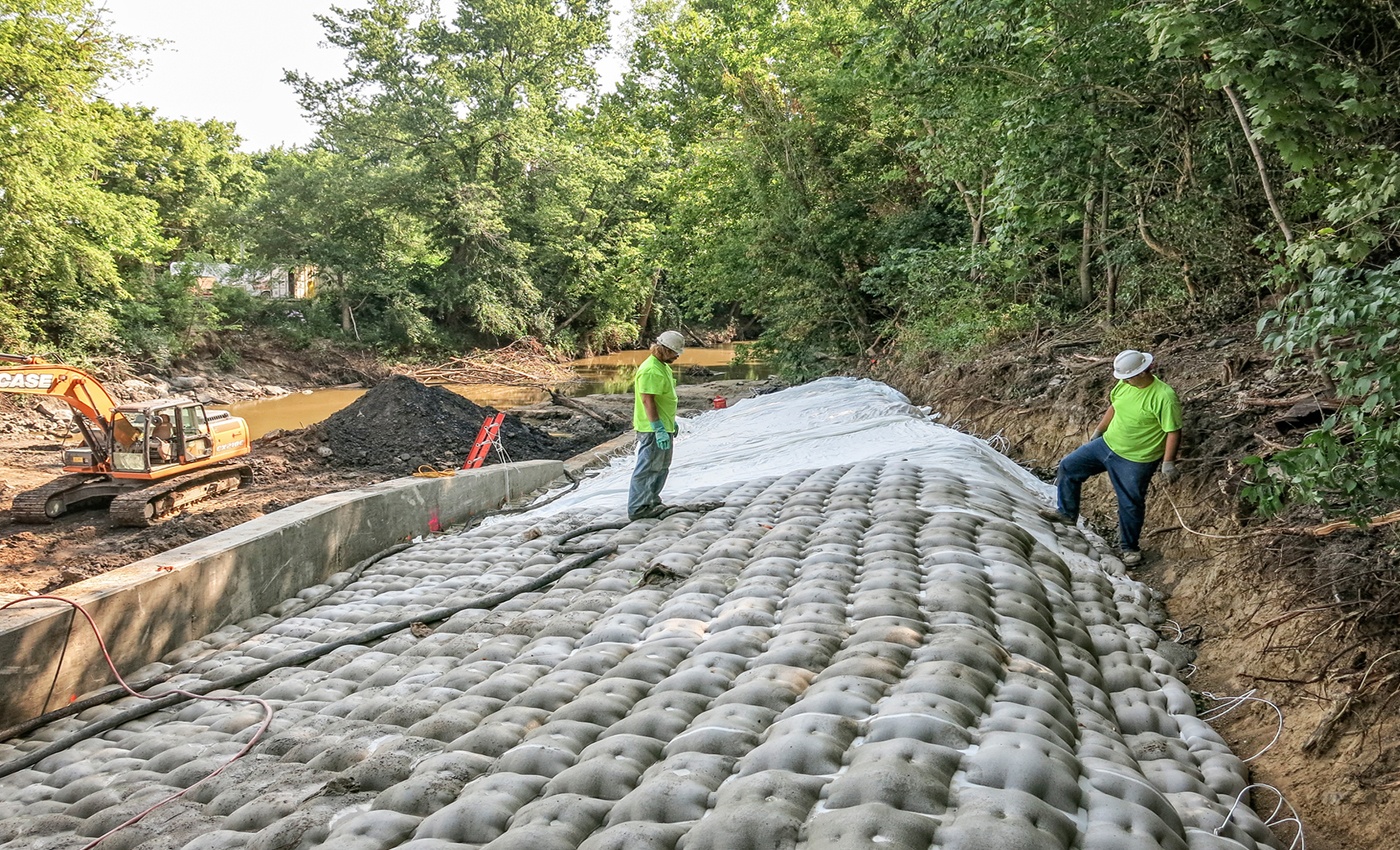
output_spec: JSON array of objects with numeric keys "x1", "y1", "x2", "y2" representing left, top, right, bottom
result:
[{"x1": 315, "y1": 375, "x2": 589, "y2": 474}]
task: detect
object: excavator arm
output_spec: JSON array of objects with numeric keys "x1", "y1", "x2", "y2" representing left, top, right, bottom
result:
[
  {"x1": 0, "y1": 354, "x2": 119, "y2": 426},
  {"x1": 0, "y1": 354, "x2": 118, "y2": 460}
]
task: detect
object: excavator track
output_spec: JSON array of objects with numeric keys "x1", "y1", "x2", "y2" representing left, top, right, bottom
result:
[
  {"x1": 11, "y1": 474, "x2": 117, "y2": 524},
  {"x1": 109, "y1": 464, "x2": 254, "y2": 527}
]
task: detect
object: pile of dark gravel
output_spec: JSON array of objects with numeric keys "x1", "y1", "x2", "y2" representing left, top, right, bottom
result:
[{"x1": 316, "y1": 375, "x2": 593, "y2": 474}]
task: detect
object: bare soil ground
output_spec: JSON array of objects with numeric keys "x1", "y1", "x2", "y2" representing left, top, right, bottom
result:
[
  {"x1": 0, "y1": 358, "x2": 774, "y2": 596},
  {"x1": 873, "y1": 321, "x2": 1399, "y2": 850}
]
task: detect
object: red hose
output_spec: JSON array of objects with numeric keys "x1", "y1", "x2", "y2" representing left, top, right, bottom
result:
[{"x1": 1, "y1": 595, "x2": 274, "y2": 849}]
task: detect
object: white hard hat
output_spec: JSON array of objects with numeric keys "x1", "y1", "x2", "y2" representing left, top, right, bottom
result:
[
  {"x1": 656, "y1": 330, "x2": 685, "y2": 354},
  {"x1": 1113, "y1": 349, "x2": 1154, "y2": 379}
]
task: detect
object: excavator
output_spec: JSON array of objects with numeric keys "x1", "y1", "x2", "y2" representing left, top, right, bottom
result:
[{"x1": 0, "y1": 353, "x2": 253, "y2": 526}]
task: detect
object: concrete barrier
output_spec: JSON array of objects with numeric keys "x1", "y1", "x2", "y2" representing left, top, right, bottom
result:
[{"x1": 0, "y1": 460, "x2": 564, "y2": 728}]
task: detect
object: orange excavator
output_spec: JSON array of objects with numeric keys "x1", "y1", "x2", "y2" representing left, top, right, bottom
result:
[{"x1": 0, "y1": 353, "x2": 253, "y2": 526}]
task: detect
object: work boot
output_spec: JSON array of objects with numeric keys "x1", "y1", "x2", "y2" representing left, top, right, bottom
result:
[
  {"x1": 1037, "y1": 505, "x2": 1074, "y2": 524},
  {"x1": 1120, "y1": 550, "x2": 1143, "y2": 568}
]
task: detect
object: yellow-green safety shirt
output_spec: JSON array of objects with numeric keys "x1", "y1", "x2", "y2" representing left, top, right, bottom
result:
[
  {"x1": 632, "y1": 355, "x2": 677, "y2": 433},
  {"x1": 1104, "y1": 376, "x2": 1182, "y2": 462}
]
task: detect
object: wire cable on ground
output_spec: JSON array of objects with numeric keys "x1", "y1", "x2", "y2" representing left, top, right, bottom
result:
[
  {"x1": 1213, "y1": 782, "x2": 1306, "y2": 850},
  {"x1": 0, "y1": 532, "x2": 618, "y2": 781},
  {"x1": 473, "y1": 467, "x2": 580, "y2": 523},
  {"x1": 38, "y1": 606, "x2": 75, "y2": 727},
  {"x1": 413, "y1": 465, "x2": 460, "y2": 478},
  {"x1": 1158, "y1": 488, "x2": 1390, "y2": 541},
  {"x1": 1199, "y1": 689, "x2": 1286, "y2": 762},
  {"x1": 0, "y1": 541, "x2": 410, "y2": 744},
  {"x1": 1158, "y1": 489, "x2": 1281, "y2": 542}
]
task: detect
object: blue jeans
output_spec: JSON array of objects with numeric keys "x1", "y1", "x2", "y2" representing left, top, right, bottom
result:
[
  {"x1": 628, "y1": 431, "x2": 674, "y2": 519},
  {"x1": 1056, "y1": 437, "x2": 1160, "y2": 552}
]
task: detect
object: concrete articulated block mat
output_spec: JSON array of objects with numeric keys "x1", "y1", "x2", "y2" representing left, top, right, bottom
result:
[{"x1": 0, "y1": 381, "x2": 1290, "y2": 849}]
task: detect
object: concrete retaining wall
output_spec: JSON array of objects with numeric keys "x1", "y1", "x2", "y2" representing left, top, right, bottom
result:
[{"x1": 0, "y1": 460, "x2": 564, "y2": 728}]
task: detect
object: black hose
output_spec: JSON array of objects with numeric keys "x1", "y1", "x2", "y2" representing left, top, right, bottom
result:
[
  {"x1": 472, "y1": 469, "x2": 581, "y2": 523},
  {"x1": 0, "y1": 542, "x2": 616, "y2": 780},
  {"x1": 550, "y1": 521, "x2": 631, "y2": 554}
]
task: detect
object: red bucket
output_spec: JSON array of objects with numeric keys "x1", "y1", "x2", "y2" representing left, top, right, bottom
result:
[{"x1": 712, "y1": 396, "x2": 728, "y2": 409}]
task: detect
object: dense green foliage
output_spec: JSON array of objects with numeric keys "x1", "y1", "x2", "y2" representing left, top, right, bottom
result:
[
  {"x1": 1248, "y1": 261, "x2": 1400, "y2": 519},
  {"x1": 2, "y1": 0, "x2": 1399, "y2": 512}
]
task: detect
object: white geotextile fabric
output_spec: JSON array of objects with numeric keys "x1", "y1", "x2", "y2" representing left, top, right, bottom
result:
[
  {"x1": 531, "y1": 377, "x2": 1053, "y2": 518},
  {"x1": 518, "y1": 377, "x2": 1118, "y2": 588}
]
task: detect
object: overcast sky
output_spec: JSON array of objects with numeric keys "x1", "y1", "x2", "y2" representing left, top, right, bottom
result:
[
  {"x1": 97, "y1": 0, "x2": 354, "y2": 151},
  {"x1": 96, "y1": 1, "x2": 628, "y2": 153}
]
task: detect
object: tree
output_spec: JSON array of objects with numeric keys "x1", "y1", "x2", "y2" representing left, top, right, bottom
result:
[
  {"x1": 96, "y1": 104, "x2": 255, "y2": 260},
  {"x1": 230, "y1": 149, "x2": 442, "y2": 348},
  {"x1": 861, "y1": 0, "x2": 1272, "y2": 323},
  {"x1": 1141, "y1": 0, "x2": 1400, "y2": 268},
  {"x1": 286, "y1": 0, "x2": 618, "y2": 343},
  {"x1": 626, "y1": 0, "x2": 941, "y2": 372},
  {"x1": 0, "y1": 0, "x2": 165, "y2": 349},
  {"x1": 1143, "y1": 0, "x2": 1400, "y2": 517}
]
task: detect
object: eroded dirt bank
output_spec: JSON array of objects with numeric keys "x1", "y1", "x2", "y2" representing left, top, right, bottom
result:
[{"x1": 875, "y1": 325, "x2": 1398, "y2": 850}]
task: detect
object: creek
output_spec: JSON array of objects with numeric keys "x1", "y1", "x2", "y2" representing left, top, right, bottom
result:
[{"x1": 228, "y1": 343, "x2": 772, "y2": 440}]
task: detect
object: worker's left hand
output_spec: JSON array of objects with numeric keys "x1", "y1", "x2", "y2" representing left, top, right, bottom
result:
[
  {"x1": 1159, "y1": 460, "x2": 1180, "y2": 484},
  {"x1": 653, "y1": 426, "x2": 672, "y2": 451}
]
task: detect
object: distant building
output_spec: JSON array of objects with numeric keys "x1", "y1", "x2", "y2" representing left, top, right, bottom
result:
[{"x1": 170, "y1": 262, "x2": 318, "y2": 299}]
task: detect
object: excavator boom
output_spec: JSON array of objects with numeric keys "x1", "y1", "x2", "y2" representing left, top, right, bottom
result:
[{"x1": 0, "y1": 355, "x2": 119, "y2": 428}]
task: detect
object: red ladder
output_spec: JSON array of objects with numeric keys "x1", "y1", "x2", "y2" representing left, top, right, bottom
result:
[{"x1": 463, "y1": 412, "x2": 505, "y2": 469}]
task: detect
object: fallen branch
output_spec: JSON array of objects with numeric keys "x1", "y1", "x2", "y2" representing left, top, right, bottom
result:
[
  {"x1": 402, "y1": 340, "x2": 575, "y2": 386},
  {"x1": 1307, "y1": 509, "x2": 1400, "y2": 537},
  {"x1": 482, "y1": 360, "x2": 548, "y2": 382},
  {"x1": 1156, "y1": 490, "x2": 1390, "y2": 542},
  {"x1": 1252, "y1": 432, "x2": 1292, "y2": 453},
  {"x1": 1303, "y1": 654, "x2": 1400, "y2": 753},
  {"x1": 1303, "y1": 689, "x2": 1359, "y2": 753},
  {"x1": 1236, "y1": 391, "x2": 1336, "y2": 408},
  {"x1": 1243, "y1": 602, "x2": 1356, "y2": 638},
  {"x1": 548, "y1": 390, "x2": 623, "y2": 428},
  {"x1": 1044, "y1": 337, "x2": 1101, "y2": 351}
]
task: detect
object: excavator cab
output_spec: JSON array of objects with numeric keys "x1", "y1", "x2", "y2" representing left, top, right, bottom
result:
[
  {"x1": 110, "y1": 410, "x2": 152, "y2": 472},
  {"x1": 109, "y1": 402, "x2": 218, "y2": 472},
  {"x1": 178, "y1": 404, "x2": 215, "y2": 461}
]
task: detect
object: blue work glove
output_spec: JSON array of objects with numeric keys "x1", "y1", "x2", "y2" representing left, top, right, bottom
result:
[
  {"x1": 651, "y1": 421, "x2": 672, "y2": 451},
  {"x1": 1159, "y1": 460, "x2": 1180, "y2": 484}
]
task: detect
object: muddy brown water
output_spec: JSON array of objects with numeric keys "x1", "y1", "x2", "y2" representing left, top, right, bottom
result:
[{"x1": 228, "y1": 344, "x2": 772, "y2": 440}]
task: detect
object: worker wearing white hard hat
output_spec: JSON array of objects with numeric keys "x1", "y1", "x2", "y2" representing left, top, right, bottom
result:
[
  {"x1": 628, "y1": 331, "x2": 684, "y2": 519},
  {"x1": 656, "y1": 330, "x2": 685, "y2": 355},
  {"x1": 1040, "y1": 349, "x2": 1183, "y2": 568}
]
